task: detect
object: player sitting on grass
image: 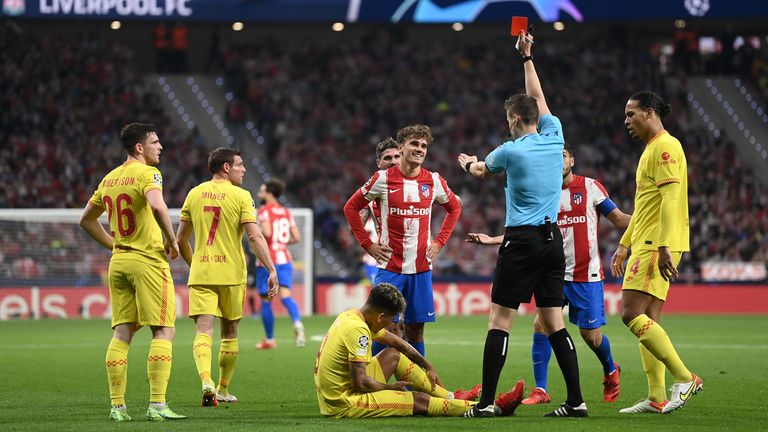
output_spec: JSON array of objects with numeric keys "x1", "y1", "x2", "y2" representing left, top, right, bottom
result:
[{"x1": 314, "y1": 283, "x2": 524, "y2": 418}]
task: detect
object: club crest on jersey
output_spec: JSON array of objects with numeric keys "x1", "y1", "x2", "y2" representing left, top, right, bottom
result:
[
  {"x1": 420, "y1": 184, "x2": 431, "y2": 198},
  {"x1": 572, "y1": 192, "x2": 582, "y2": 205}
]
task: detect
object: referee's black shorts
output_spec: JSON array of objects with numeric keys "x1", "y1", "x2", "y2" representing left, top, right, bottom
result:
[{"x1": 491, "y1": 223, "x2": 565, "y2": 309}]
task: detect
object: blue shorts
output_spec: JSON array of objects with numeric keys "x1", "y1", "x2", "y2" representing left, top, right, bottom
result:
[
  {"x1": 257, "y1": 263, "x2": 293, "y2": 296},
  {"x1": 374, "y1": 269, "x2": 435, "y2": 324},
  {"x1": 363, "y1": 264, "x2": 378, "y2": 284},
  {"x1": 563, "y1": 281, "x2": 606, "y2": 329}
]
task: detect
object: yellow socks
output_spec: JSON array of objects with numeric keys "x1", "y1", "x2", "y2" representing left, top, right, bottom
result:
[
  {"x1": 105, "y1": 338, "x2": 129, "y2": 407},
  {"x1": 628, "y1": 314, "x2": 692, "y2": 383},
  {"x1": 193, "y1": 333, "x2": 214, "y2": 387},
  {"x1": 147, "y1": 339, "x2": 173, "y2": 404},
  {"x1": 427, "y1": 396, "x2": 475, "y2": 417},
  {"x1": 639, "y1": 343, "x2": 667, "y2": 402},
  {"x1": 395, "y1": 353, "x2": 451, "y2": 399},
  {"x1": 218, "y1": 339, "x2": 239, "y2": 395}
]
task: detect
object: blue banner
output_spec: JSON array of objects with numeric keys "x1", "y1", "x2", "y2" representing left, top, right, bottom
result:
[{"x1": 2, "y1": 0, "x2": 766, "y2": 22}]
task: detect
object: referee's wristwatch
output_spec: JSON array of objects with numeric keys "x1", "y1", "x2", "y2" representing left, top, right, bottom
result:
[{"x1": 522, "y1": 55, "x2": 533, "y2": 63}]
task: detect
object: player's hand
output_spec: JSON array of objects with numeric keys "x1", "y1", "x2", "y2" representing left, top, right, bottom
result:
[
  {"x1": 610, "y1": 244, "x2": 629, "y2": 278},
  {"x1": 517, "y1": 30, "x2": 533, "y2": 56},
  {"x1": 657, "y1": 246, "x2": 679, "y2": 282},
  {"x1": 389, "y1": 381, "x2": 412, "y2": 391},
  {"x1": 457, "y1": 153, "x2": 478, "y2": 172},
  {"x1": 465, "y1": 232, "x2": 496, "y2": 245},
  {"x1": 425, "y1": 367, "x2": 442, "y2": 391},
  {"x1": 367, "y1": 244, "x2": 393, "y2": 265},
  {"x1": 426, "y1": 242, "x2": 441, "y2": 260},
  {"x1": 266, "y1": 271, "x2": 279, "y2": 299},
  {"x1": 165, "y1": 239, "x2": 179, "y2": 260}
]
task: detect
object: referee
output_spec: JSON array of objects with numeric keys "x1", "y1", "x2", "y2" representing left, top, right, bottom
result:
[{"x1": 458, "y1": 31, "x2": 586, "y2": 418}]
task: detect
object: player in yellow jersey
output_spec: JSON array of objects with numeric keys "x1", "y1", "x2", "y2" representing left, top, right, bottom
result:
[
  {"x1": 314, "y1": 283, "x2": 525, "y2": 419},
  {"x1": 176, "y1": 147, "x2": 279, "y2": 407},
  {"x1": 79, "y1": 123, "x2": 186, "y2": 422},
  {"x1": 610, "y1": 91, "x2": 703, "y2": 414}
]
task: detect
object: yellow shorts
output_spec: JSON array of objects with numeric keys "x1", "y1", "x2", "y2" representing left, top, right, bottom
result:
[
  {"x1": 622, "y1": 249, "x2": 683, "y2": 301},
  {"x1": 188, "y1": 284, "x2": 246, "y2": 320},
  {"x1": 108, "y1": 258, "x2": 175, "y2": 328},
  {"x1": 327, "y1": 358, "x2": 415, "y2": 418}
]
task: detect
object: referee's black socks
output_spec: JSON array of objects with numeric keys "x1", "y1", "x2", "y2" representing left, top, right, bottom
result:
[
  {"x1": 549, "y1": 328, "x2": 584, "y2": 407},
  {"x1": 478, "y1": 329, "x2": 509, "y2": 408}
]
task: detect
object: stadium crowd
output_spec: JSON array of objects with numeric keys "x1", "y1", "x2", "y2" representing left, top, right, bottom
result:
[
  {"x1": 217, "y1": 30, "x2": 767, "y2": 278},
  {"x1": 0, "y1": 28, "x2": 765, "y2": 282},
  {"x1": 0, "y1": 31, "x2": 209, "y2": 209}
]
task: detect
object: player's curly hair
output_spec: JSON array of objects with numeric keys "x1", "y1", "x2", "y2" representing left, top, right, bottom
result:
[
  {"x1": 563, "y1": 141, "x2": 573, "y2": 156},
  {"x1": 396, "y1": 124, "x2": 433, "y2": 145},
  {"x1": 375, "y1": 137, "x2": 398, "y2": 160},
  {"x1": 629, "y1": 91, "x2": 672, "y2": 119},
  {"x1": 366, "y1": 283, "x2": 407, "y2": 315}
]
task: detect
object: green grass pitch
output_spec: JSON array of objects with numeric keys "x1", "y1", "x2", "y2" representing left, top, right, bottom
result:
[{"x1": 1, "y1": 314, "x2": 766, "y2": 431}]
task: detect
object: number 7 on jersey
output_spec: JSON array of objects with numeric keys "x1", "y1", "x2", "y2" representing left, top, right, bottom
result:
[{"x1": 204, "y1": 205, "x2": 221, "y2": 246}]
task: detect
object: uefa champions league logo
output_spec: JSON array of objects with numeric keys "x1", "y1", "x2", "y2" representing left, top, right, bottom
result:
[
  {"x1": 684, "y1": 0, "x2": 709, "y2": 17},
  {"x1": 2, "y1": 0, "x2": 25, "y2": 16}
]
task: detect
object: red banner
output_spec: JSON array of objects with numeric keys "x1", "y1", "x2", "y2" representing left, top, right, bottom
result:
[
  {"x1": 315, "y1": 282, "x2": 768, "y2": 316},
  {"x1": 0, "y1": 285, "x2": 306, "y2": 320}
]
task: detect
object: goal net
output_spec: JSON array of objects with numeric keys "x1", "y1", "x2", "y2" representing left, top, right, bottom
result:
[{"x1": 0, "y1": 208, "x2": 313, "y2": 320}]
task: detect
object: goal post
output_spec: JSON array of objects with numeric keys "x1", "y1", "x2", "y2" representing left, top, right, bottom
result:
[{"x1": 0, "y1": 208, "x2": 313, "y2": 320}]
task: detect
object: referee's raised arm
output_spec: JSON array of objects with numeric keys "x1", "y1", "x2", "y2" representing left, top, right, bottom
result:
[{"x1": 518, "y1": 30, "x2": 551, "y2": 116}]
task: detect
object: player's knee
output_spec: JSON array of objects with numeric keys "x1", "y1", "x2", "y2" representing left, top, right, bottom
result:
[
  {"x1": 260, "y1": 296, "x2": 272, "y2": 303},
  {"x1": 377, "y1": 347, "x2": 401, "y2": 365},
  {"x1": 279, "y1": 287, "x2": 291, "y2": 299},
  {"x1": 151, "y1": 326, "x2": 175, "y2": 341},
  {"x1": 579, "y1": 328, "x2": 601, "y2": 348},
  {"x1": 532, "y1": 314, "x2": 544, "y2": 333},
  {"x1": 411, "y1": 392, "x2": 430, "y2": 415},
  {"x1": 620, "y1": 308, "x2": 638, "y2": 326}
]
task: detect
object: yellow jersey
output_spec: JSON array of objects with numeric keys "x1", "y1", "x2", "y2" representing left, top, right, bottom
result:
[
  {"x1": 314, "y1": 309, "x2": 386, "y2": 413},
  {"x1": 180, "y1": 179, "x2": 258, "y2": 285},
  {"x1": 89, "y1": 160, "x2": 167, "y2": 267},
  {"x1": 621, "y1": 130, "x2": 690, "y2": 252}
]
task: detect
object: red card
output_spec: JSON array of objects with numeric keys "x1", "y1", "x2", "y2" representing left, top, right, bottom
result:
[{"x1": 511, "y1": 16, "x2": 528, "y2": 37}]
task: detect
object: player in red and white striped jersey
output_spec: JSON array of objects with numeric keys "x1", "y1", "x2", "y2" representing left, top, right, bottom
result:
[
  {"x1": 254, "y1": 179, "x2": 305, "y2": 349},
  {"x1": 345, "y1": 124, "x2": 462, "y2": 357},
  {"x1": 467, "y1": 142, "x2": 631, "y2": 403}
]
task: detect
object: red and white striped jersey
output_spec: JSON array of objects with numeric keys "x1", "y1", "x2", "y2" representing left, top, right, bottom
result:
[
  {"x1": 348, "y1": 166, "x2": 461, "y2": 274},
  {"x1": 557, "y1": 175, "x2": 611, "y2": 282},
  {"x1": 257, "y1": 202, "x2": 295, "y2": 265},
  {"x1": 362, "y1": 216, "x2": 379, "y2": 266}
]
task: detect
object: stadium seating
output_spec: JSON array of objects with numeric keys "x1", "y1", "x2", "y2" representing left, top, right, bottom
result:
[
  {"x1": 0, "y1": 29, "x2": 765, "y2": 280},
  {"x1": 218, "y1": 30, "x2": 767, "y2": 278}
]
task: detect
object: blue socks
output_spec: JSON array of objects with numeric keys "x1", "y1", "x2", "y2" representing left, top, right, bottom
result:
[
  {"x1": 371, "y1": 341, "x2": 387, "y2": 356},
  {"x1": 408, "y1": 341, "x2": 426, "y2": 357},
  {"x1": 591, "y1": 334, "x2": 616, "y2": 374},
  {"x1": 281, "y1": 296, "x2": 302, "y2": 324},
  {"x1": 260, "y1": 300, "x2": 275, "y2": 339},
  {"x1": 532, "y1": 332, "x2": 552, "y2": 390}
]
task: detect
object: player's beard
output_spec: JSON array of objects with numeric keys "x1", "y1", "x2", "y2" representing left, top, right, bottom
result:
[{"x1": 260, "y1": 199, "x2": 267, "y2": 206}]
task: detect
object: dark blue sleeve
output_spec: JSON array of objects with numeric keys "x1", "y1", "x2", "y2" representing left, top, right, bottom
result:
[
  {"x1": 538, "y1": 114, "x2": 564, "y2": 142},
  {"x1": 597, "y1": 198, "x2": 618, "y2": 217}
]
